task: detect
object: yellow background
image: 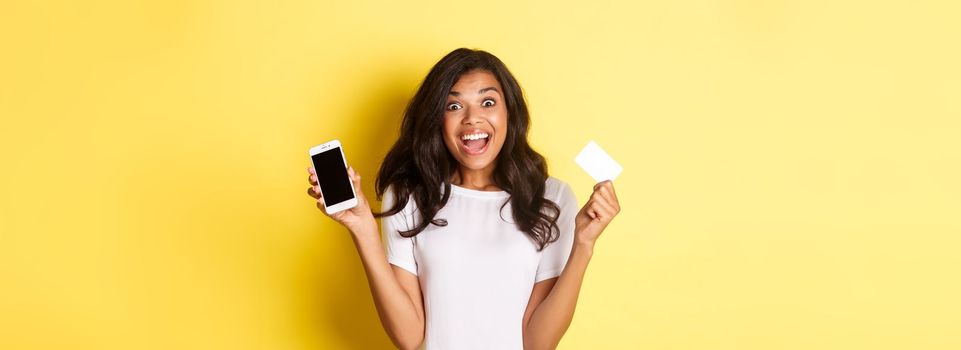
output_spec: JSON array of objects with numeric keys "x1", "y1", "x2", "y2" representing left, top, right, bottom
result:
[{"x1": 2, "y1": 0, "x2": 959, "y2": 349}]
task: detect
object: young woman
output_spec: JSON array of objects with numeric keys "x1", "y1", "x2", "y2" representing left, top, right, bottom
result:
[{"x1": 307, "y1": 48, "x2": 620, "y2": 350}]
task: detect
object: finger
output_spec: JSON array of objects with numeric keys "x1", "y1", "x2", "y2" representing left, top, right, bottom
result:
[
  {"x1": 594, "y1": 184, "x2": 619, "y2": 212},
  {"x1": 308, "y1": 166, "x2": 316, "y2": 175},
  {"x1": 585, "y1": 204, "x2": 598, "y2": 220},
  {"x1": 307, "y1": 185, "x2": 323, "y2": 199},
  {"x1": 590, "y1": 206, "x2": 603, "y2": 221},
  {"x1": 347, "y1": 166, "x2": 365, "y2": 200},
  {"x1": 593, "y1": 180, "x2": 611, "y2": 192},
  {"x1": 597, "y1": 180, "x2": 615, "y2": 198},
  {"x1": 348, "y1": 165, "x2": 359, "y2": 181},
  {"x1": 316, "y1": 200, "x2": 332, "y2": 218},
  {"x1": 591, "y1": 195, "x2": 617, "y2": 220},
  {"x1": 308, "y1": 174, "x2": 318, "y2": 186},
  {"x1": 581, "y1": 201, "x2": 596, "y2": 220},
  {"x1": 607, "y1": 181, "x2": 618, "y2": 202},
  {"x1": 589, "y1": 204, "x2": 613, "y2": 224},
  {"x1": 594, "y1": 184, "x2": 614, "y2": 205}
]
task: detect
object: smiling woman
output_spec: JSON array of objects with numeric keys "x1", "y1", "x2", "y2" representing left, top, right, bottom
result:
[
  {"x1": 445, "y1": 73, "x2": 504, "y2": 174},
  {"x1": 375, "y1": 49, "x2": 565, "y2": 249},
  {"x1": 306, "y1": 48, "x2": 621, "y2": 349}
]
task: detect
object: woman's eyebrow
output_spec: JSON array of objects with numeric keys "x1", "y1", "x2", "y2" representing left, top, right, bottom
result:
[
  {"x1": 478, "y1": 87, "x2": 499, "y2": 94},
  {"x1": 449, "y1": 87, "x2": 500, "y2": 96}
]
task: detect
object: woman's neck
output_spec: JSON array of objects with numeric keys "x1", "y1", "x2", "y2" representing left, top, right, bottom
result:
[{"x1": 451, "y1": 167, "x2": 501, "y2": 191}]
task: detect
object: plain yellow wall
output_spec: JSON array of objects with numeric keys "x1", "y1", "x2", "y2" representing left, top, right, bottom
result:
[{"x1": 2, "y1": 0, "x2": 960, "y2": 349}]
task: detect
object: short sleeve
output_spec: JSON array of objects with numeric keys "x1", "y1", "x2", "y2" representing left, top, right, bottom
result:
[
  {"x1": 534, "y1": 180, "x2": 578, "y2": 283},
  {"x1": 381, "y1": 186, "x2": 418, "y2": 275}
]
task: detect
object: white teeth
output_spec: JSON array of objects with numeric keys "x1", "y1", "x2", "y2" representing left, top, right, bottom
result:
[{"x1": 460, "y1": 132, "x2": 489, "y2": 141}]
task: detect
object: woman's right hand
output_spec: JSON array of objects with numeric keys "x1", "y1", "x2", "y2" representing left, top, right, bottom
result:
[{"x1": 307, "y1": 166, "x2": 377, "y2": 237}]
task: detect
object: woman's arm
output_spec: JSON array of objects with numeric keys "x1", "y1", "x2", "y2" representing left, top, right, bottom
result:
[
  {"x1": 522, "y1": 241, "x2": 594, "y2": 349},
  {"x1": 308, "y1": 166, "x2": 425, "y2": 350},
  {"x1": 522, "y1": 180, "x2": 620, "y2": 350},
  {"x1": 350, "y1": 227, "x2": 426, "y2": 350}
]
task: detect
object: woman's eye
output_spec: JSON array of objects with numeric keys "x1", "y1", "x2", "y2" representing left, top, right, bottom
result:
[
  {"x1": 482, "y1": 99, "x2": 495, "y2": 107},
  {"x1": 447, "y1": 103, "x2": 462, "y2": 111}
]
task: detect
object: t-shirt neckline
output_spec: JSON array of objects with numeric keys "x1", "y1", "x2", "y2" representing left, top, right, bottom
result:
[{"x1": 448, "y1": 183, "x2": 510, "y2": 199}]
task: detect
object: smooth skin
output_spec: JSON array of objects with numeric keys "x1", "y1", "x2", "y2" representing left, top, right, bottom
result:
[{"x1": 307, "y1": 70, "x2": 620, "y2": 350}]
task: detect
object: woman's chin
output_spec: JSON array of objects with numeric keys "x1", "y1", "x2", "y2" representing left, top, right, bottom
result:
[{"x1": 456, "y1": 153, "x2": 497, "y2": 170}]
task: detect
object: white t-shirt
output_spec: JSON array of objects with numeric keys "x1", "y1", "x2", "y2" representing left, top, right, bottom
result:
[{"x1": 380, "y1": 177, "x2": 578, "y2": 350}]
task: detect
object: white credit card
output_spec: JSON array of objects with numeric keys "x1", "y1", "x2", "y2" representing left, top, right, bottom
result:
[{"x1": 575, "y1": 140, "x2": 623, "y2": 182}]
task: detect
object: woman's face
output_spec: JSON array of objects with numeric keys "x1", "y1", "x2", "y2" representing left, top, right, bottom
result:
[{"x1": 442, "y1": 69, "x2": 508, "y2": 173}]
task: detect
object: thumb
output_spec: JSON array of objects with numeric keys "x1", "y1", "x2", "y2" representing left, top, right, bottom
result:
[{"x1": 347, "y1": 166, "x2": 365, "y2": 198}]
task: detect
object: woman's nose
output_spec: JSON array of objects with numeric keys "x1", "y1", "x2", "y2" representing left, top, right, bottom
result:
[{"x1": 463, "y1": 107, "x2": 485, "y2": 125}]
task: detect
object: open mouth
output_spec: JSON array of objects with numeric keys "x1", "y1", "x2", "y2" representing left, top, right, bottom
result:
[{"x1": 459, "y1": 131, "x2": 490, "y2": 156}]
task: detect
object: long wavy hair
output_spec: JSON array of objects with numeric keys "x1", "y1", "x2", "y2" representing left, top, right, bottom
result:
[{"x1": 373, "y1": 48, "x2": 560, "y2": 251}]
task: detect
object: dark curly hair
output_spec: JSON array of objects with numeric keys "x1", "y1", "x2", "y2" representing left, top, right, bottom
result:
[{"x1": 373, "y1": 48, "x2": 560, "y2": 251}]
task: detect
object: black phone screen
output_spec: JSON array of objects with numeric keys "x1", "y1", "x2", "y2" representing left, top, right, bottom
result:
[{"x1": 311, "y1": 147, "x2": 355, "y2": 206}]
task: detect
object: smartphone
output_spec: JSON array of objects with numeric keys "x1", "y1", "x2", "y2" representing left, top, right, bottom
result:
[{"x1": 309, "y1": 139, "x2": 358, "y2": 214}]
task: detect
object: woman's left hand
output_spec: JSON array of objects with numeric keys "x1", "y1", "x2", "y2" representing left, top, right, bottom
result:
[{"x1": 574, "y1": 180, "x2": 621, "y2": 246}]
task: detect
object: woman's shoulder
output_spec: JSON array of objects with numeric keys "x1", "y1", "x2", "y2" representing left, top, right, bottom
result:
[
  {"x1": 381, "y1": 184, "x2": 418, "y2": 215},
  {"x1": 544, "y1": 176, "x2": 575, "y2": 201}
]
